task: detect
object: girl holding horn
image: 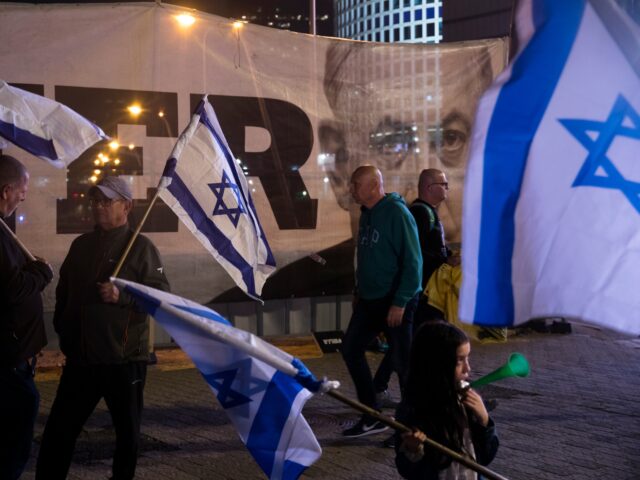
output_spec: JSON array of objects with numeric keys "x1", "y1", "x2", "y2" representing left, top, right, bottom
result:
[{"x1": 395, "y1": 322, "x2": 499, "y2": 479}]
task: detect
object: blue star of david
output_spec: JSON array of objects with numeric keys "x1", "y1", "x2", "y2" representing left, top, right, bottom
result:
[
  {"x1": 202, "y1": 358, "x2": 269, "y2": 412},
  {"x1": 559, "y1": 94, "x2": 640, "y2": 214},
  {"x1": 209, "y1": 171, "x2": 246, "y2": 227}
]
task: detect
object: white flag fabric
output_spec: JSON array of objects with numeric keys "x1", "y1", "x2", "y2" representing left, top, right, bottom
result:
[
  {"x1": 112, "y1": 277, "x2": 324, "y2": 480},
  {"x1": 0, "y1": 80, "x2": 107, "y2": 168},
  {"x1": 460, "y1": 0, "x2": 640, "y2": 334},
  {"x1": 159, "y1": 96, "x2": 276, "y2": 301}
]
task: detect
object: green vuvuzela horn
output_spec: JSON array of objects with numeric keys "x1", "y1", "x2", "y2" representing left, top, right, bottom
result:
[{"x1": 470, "y1": 353, "x2": 530, "y2": 388}]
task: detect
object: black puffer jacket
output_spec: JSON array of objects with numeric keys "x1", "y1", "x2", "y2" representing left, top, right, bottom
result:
[{"x1": 54, "y1": 224, "x2": 169, "y2": 365}]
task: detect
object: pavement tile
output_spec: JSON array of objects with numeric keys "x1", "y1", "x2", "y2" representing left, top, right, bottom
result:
[{"x1": 20, "y1": 323, "x2": 640, "y2": 479}]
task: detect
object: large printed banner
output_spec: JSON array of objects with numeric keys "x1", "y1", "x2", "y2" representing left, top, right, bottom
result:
[{"x1": 0, "y1": 3, "x2": 506, "y2": 308}]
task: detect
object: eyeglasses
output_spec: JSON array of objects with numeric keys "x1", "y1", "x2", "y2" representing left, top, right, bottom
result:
[
  {"x1": 89, "y1": 198, "x2": 121, "y2": 207},
  {"x1": 429, "y1": 182, "x2": 449, "y2": 189}
]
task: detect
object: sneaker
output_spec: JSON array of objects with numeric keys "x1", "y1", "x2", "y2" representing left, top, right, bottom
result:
[
  {"x1": 382, "y1": 433, "x2": 396, "y2": 448},
  {"x1": 342, "y1": 418, "x2": 389, "y2": 438},
  {"x1": 375, "y1": 390, "x2": 398, "y2": 409}
]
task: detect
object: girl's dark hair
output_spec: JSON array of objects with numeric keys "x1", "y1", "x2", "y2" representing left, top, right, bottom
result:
[{"x1": 405, "y1": 321, "x2": 470, "y2": 458}]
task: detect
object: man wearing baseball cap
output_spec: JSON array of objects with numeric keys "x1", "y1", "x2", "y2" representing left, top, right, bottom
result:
[{"x1": 37, "y1": 176, "x2": 169, "y2": 480}]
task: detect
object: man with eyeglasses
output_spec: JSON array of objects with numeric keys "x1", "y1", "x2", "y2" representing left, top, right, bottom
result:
[
  {"x1": 0, "y1": 154, "x2": 53, "y2": 480},
  {"x1": 410, "y1": 168, "x2": 459, "y2": 329},
  {"x1": 37, "y1": 176, "x2": 169, "y2": 480}
]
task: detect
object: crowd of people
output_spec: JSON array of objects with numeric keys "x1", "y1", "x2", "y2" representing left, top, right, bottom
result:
[
  {"x1": 340, "y1": 164, "x2": 499, "y2": 479},
  {"x1": 1, "y1": 154, "x2": 169, "y2": 480},
  {"x1": 1, "y1": 153, "x2": 497, "y2": 480}
]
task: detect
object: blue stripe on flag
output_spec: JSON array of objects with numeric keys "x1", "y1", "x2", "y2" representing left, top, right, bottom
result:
[
  {"x1": 167, "y1": 172, "x2": 258, "y2": 296},
  {"x1": 282, "y1": 461, "x2": 306, "y2": 479},
  {"x1": 474, "y1": 0, "x2": 586, "y2": 326},
  {"x1": 246, "y1": 370, "x2": 304, "y2": 478},
  {"x1": 174, "y1": 304, "x2": 232, "y2": 326},
  {"x1": 532, "y1": 0, "x2": 546, "y2": 29},
  {"x1": 247, "y1": 194, "x2": 277, "y2": 267},
  {"x1": 196, "y1": 102, "x2": 252, "y2": 213},
  {"x1": 195, "y1": 100, "x2": 277, "y2": 269},
  {"x1": 0, "y1": 118, "x2": 58, "y2": 160}
]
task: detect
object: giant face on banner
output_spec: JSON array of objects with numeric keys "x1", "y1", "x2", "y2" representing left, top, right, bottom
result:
[
  {"x1": 0, "y1": 3, "x2": 506, "y2": 307},
  {"x1": 319, "y1": 40, "x2": 502, "y2": 244}
]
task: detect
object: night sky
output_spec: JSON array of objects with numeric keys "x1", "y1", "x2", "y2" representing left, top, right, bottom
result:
[{"x1": 7, "y1": 0, "x2": 335, "y2": 35}]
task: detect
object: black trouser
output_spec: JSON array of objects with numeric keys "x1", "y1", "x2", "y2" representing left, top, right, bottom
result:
[
  {"x1": 413, "y1": 295, "x2": 445, "y2": 333},
  {"x1": 373, "y1": 296, "x2": 444, "y2": 394},
  {"x1": 0, "y1": 360, "x2": 39, "y2": 480},
  {"x1": 36, "y1": 362, "x2": 147, "y2": 480},
  {"x1": 342, "y1": 295, "x2": 418, "y2": 415}
]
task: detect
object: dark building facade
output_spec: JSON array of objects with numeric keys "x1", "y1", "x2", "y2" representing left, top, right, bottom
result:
[
  {"x1": 205, "y1": 0, "x2": 334, "y2": 36},
  {"x1": 442, "y1": 0, "x2": 515, "y2": 42}
]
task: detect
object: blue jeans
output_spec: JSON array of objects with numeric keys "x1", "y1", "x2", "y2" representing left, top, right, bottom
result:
[
  {"x1": 0, "y1": 362, "x2": 40, "y2": 480},
  {"x1": 342, "y1": 294, "x2": 418, "y2": 413}
]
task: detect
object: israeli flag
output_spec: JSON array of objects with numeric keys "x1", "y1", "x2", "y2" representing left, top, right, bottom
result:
[
  {"x1": 112, "y1": 277, "x2": 325, "y2": 480},
  {"x1": 0, "y1": 80, "x2": 108, "y2": 167},
  {"x1": 159, "y1": 96, "x2": 276, "y2": 301},
  {"x1": 460, "y1": 0, "x2": 640, "y2": 335}
]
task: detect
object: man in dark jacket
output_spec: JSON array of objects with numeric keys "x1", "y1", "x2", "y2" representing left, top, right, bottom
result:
[
  {"x1": 0, "y1": 155, "x2": 53, "y2": 480},
  {"x1": 36, "y1": 176, "x2": 169, "y2": 480},
  {"x1": 410, "y1": 168, "x2": 459, "y2": 330}
]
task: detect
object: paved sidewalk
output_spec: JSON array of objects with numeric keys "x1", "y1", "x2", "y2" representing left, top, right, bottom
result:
[{"x1": 23, "y1": 324, "x2": 640, "y2": 479}]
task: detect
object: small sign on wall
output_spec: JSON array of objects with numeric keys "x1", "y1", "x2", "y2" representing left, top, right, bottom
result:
[{"x1": 312, "y1": 330, "x2": 344, "y2": 353}]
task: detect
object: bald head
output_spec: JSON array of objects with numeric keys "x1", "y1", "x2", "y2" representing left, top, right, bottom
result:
[
  {"x1": 418, "y1": 168, "x2": 448, "y2": 207},
  {"x1": 418, "y1": 169, "x2": 442, "y2": 191},
  {"x1": 350, "y1": 165, "x2": 385, "y2": 209}
]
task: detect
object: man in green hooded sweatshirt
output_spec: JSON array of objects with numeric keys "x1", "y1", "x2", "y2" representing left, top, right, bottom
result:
[{"x1": 342, "y1": 165, "x2": 422, "y2": 438}]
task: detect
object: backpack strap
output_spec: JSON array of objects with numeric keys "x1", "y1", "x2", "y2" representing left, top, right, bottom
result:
[{"x1": 412, "y1": 202, "x2": 436, "y2": 232}]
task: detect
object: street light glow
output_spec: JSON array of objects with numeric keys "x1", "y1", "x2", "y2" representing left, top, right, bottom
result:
[
  {"x1": 127, "y1": 104, "x2": 142, "y2": 117},
  {"x1": 176, "y1": 14, "x2": 195, "y2": 27},
  {"x1": 109, "y1": 140, "x2": 120, "y2": 150}
]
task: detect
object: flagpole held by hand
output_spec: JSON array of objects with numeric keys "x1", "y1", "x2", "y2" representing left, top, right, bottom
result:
[
  {"x1": 111, "y1": 186, "x2": 163, "y2": 278},
  {"x1": 109, "y1": 183, "x2": 166, "y2": 364},
  {"x1": 112, "y1": 277, "x2": 511, "y2": 480},
  {"x1": 0, "y1": 217, "x2": 35, "y2": 261},
  {"x1": 324, "y1": 389, "x2": 511, "y2": 480}
]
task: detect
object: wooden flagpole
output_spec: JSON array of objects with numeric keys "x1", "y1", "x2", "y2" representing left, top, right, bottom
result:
[
  {"x1": 0, "y1": 217, "x2": 36, "y2": 261},
  {"x1": 325, "y1": 389, "x2": 510, "y2": 480}
]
